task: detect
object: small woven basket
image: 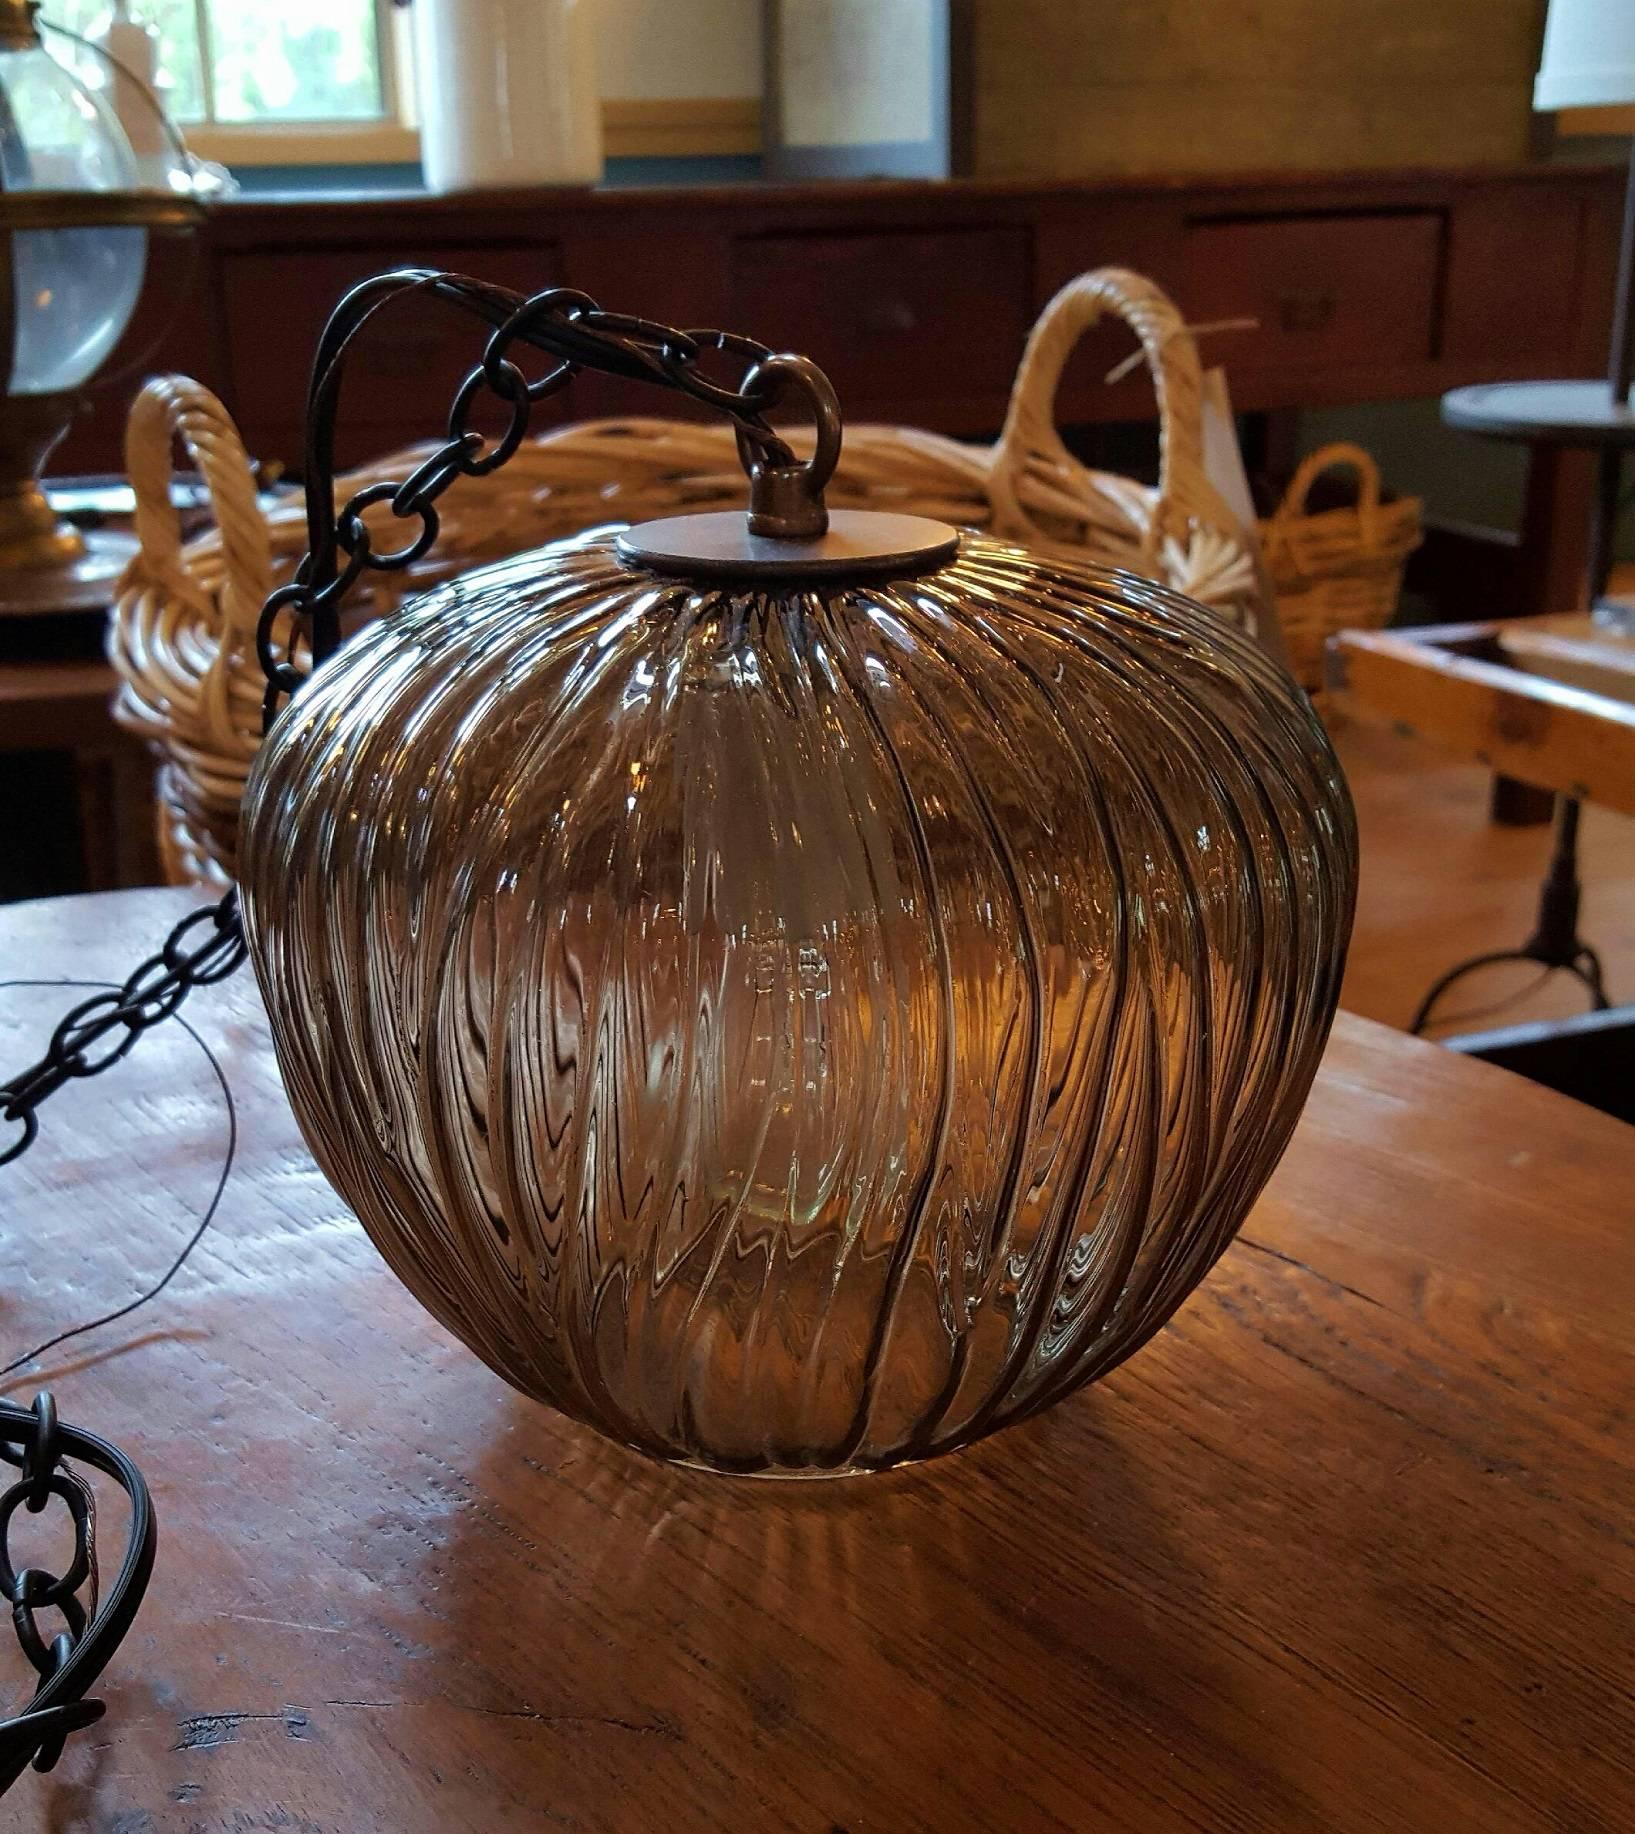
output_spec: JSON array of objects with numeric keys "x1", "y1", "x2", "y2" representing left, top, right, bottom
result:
[
  {"x1": 110, "y1": 266, "x2": 1263, "y2": 887},
  {"x1": 1260, "y1": 441, "x2": 1421, "y2": 694}
]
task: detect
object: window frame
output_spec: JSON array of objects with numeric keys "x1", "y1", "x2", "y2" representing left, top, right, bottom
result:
[
  {"x1": 64, "y1": 0, "x2": 763, "y2": 169},
  {"x1": 190, "y1": 0, "x2": 411, "y2": 165},
  {"x1": 185, "y1": 107, "x2": 765, "y2": 174},
  {"x1": 185, "y1": 118, "x2": 421, "y2": 167},
  {"x1": 73, "y1": 0, "x2": 416, "y2": 167}
]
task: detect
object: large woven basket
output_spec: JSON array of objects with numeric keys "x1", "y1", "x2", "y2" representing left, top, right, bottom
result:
[
  {"x1": 110, "y1": 266, "x2": 1262, "y2": 887},
  {"x1": 1260, "y1": 441, "x2": 1421, "y2": 694}
]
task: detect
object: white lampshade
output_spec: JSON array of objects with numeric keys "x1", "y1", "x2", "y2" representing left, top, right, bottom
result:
[{"x1": 1536, "y1": 0, "x2": 1635, "y2": 111}]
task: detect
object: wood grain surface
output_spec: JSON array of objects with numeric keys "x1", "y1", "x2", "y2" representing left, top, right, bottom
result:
[
  {"x1": 957, "y1": 0, "x2": 1541, "y2": 177},
  {"x1": 1501, "y1": 613, "x2": 1635, "y2": 709},
  {"x1": 1, "y1": 887, "x2": 1631, "y2": 1833}
]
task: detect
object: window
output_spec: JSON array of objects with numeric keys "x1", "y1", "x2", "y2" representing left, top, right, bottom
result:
[
  {"x1": 41, "y1": 3, "x2": 765, "y2": 169},
  {"x1": 44, "y1": 0, "x2": 412, "y2": 162}
]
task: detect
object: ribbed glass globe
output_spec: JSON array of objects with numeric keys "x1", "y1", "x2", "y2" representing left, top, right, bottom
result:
[
  {"x1": 240, "y1": 528, "x2": 1356, "y2": 1476},
  {"x1": 0, "y1": 41, "x2": 144, "y2": 393}
]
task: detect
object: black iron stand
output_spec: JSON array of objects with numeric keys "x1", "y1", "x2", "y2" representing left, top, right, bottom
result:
[
  {"x1": 1409, "y1": 796, "x2": 1610, "y2": 1034},
  {"x1": 1415, "y1": 138, "x2": 1635, "y2": 1038}
]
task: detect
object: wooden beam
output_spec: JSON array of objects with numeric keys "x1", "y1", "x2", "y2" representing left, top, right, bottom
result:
[
  {"x1": 1329, "y1": 622, "x2": 1635, "y2": 817},
  {"x1": 602, "y1": 97, "x2": 762, "y2": 159}
]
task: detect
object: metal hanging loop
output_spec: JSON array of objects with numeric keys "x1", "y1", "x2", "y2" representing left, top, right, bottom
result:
[
  {"x1": 251, "y1": 270, "x2": 857, "y2": 724},
  {"x1": 1, "y1": 269, "x2": 956, "y2": 1163},
  {"x1": 736, "y1": 354, "x2": 843, "y2": 539}
]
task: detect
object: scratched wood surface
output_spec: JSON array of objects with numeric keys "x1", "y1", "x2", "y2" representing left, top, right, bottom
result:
[{"x1": 1, "y1": 887, "x2": 1632, "y2": 1834}]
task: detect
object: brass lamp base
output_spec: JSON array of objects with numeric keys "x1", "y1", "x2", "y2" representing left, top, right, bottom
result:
[
  {"x1": 0, "y1": 392, "x2": 137, "y2": 616},
  {"x1": 0, "y1": 520, "x2": 136, "y2": 616}
]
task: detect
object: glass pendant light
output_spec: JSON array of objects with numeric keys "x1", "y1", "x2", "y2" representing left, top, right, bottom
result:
[{"x1": 235, "y1": 276, "x2": 1360, "y2": 1479}]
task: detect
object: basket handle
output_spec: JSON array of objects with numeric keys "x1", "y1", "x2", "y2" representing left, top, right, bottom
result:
[
  {"x1": 988, "y1": 268, "x2": 1212, "y2": 551},
  {"x1": 124, "y1": 375, "x2": 273, "y2": 638},
  {"x1": 1269, "y1": 442, "x2": 1384, "y2": 544}
]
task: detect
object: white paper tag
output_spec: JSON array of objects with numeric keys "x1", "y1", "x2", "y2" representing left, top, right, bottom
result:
[
  {"x1": 1200, "y1": 367, "x2": 1288, "y2": 665},
  {"x1": 1200, "y1": 369, "x2": 1256, "y2": 534}
]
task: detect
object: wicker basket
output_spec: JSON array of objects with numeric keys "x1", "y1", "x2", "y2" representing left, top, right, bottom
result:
[
  {"x1": 1260, "y1": 442, "x2": 1421, "y2": 694},
  {"x1": 110, "y1": 266, "x2": 1263, "y2": 887}
]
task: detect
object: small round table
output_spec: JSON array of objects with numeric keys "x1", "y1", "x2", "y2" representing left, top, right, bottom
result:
[
  {"x1": 1410, "y1": 379, "x2": 1634, "y2": 1033},
  {"x1": 1444, "y1": 377, "x2": 1635, "y2": 444},
  {"x1": 1443, "y1": 380, "x2": 1635, "y2": 631}
]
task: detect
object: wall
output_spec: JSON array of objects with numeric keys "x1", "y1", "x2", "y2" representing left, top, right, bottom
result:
[
  {"x1": 1297, "y1": 401, "x2": 1530, "y2": 534},
  {"x1": 596, "y1": 0, "x2": 761, "y2": 99}
]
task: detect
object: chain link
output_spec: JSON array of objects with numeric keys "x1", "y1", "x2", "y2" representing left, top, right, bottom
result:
[
  {"x1": 0, "y1": 273, "x2": 818, "y2": 1793},
  {"x1": 1, "y1": 893, "x2": 246, "y2": 1168},
  {"x1": 254, "y1": 273, "x2": 809, "y2": 730},
  {"x1": 3, "y1": 273, "x2": 825, "y2": 1159},
  {"x1": 0, "y1": 1395, "x2": 154, "y2": 1792}
]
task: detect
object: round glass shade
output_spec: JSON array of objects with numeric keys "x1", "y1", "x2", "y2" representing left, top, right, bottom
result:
[
  {"x1": 0, "y1": 42, "x2": 145, "y2": 393},
  {"x1": 240, "y1": 528, "x2": 1357, "y2": 1477}
]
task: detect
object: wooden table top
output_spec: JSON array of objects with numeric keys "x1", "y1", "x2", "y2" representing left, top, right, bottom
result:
[{"x1": 3, "y1": 887, "x2": 1632, "y2": 1833}]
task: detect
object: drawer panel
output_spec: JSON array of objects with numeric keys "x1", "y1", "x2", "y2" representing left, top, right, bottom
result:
[
  {"x1": 1184, "y1": 212, "x2": 1443, "y2": 377},
  {"x1": 222, "y1": 244, "x2": 564, "y2": 468},
  {"x1": 729, "y1": 229, "x2": 1031, "y2": 433}
]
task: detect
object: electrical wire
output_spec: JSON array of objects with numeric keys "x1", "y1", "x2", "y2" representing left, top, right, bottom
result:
[
  {"x1": 1419, "y1": 965, "x2": 1556, "y2": 1036},
  {"x1": 0, "y1": 979, "x2": 236, "y2": 1385}
]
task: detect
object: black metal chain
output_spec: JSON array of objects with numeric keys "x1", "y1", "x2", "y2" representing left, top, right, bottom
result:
[
  {"x1": 3, "y1": 271, "x2": 829, "y2": 1158},
  {"x1": 0, "y1": 893, "x2": 245, "y2": 1167},
  {"x1": 0, "y1": 1394, "x2": 156, "y2": 1793},
  {"x1": 254, "y1": 269, "x2": 833, "y2": 729},
  {"x1": 0, "y1": 269, "x2": 820, "y2": 1796},
  {"x1": 0, "y1": 267, "x2": 837, "y2": 1795}
]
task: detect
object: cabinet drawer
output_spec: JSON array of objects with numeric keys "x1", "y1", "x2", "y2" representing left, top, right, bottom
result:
[
  {"x1": 730, "y1": 229, "x2": 1031, "y2": 433},
  {"x1": 1184, "y1": 212, "x2": 1442, "y2": 379},
  {"x1": 221, "y1": 244, "x2": 564, "y2": 468}
]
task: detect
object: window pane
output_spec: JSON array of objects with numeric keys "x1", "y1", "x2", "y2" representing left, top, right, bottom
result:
[
  {"x1": 206, "y1": 0, "x2": 384, "y2": 124},
  {"x1": 42, "y1": 0, "x2": 207, "y2": 124}
]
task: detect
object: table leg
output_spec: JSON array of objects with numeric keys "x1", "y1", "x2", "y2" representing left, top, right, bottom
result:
[
  {"x1": 1410, "y1": 794, "x2": 1612, "y2": 1035},
  {"x1": 1491, "y1": 442, "x2": 1595, "y2": 825}
]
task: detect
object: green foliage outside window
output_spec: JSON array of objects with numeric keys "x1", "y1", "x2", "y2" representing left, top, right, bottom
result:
[{"x1": 44, "y1": 0, "x2": 384, "y2": 126}]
